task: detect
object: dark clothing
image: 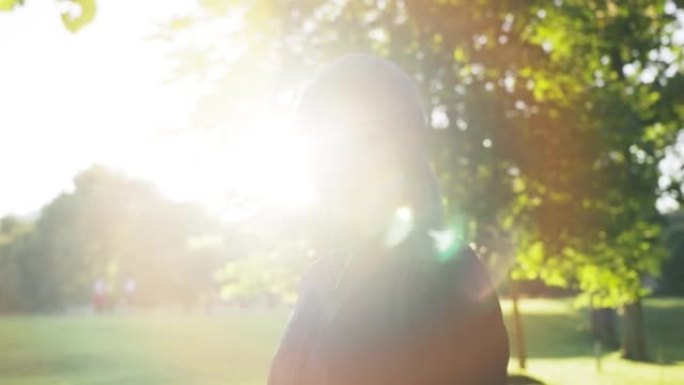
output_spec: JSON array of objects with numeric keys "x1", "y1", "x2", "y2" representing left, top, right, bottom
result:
[{"x1": 268, "y1": 245, "x2": 509, "y2": 385}]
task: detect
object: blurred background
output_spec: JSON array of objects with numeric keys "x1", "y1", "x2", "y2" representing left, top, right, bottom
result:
[{"x1": 1, "y1": 1, "x2": 684, "y2": 384}]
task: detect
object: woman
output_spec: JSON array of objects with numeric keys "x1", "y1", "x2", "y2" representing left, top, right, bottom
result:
[{"x1": 268, "y1": 54, "x2": 509, "y2": 385}]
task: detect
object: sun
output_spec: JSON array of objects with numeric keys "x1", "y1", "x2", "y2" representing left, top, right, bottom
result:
[
  {"x1": 122, "y1": 121, "x2": 316, "y2": 219},
  {"x1": 225, "y1": 130, "x2": 316, "y2": 211}
]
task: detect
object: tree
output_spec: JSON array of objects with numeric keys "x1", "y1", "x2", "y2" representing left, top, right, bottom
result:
[
  {"x1": 662, "y1": 210, "x2": 684, "y2": 294},
  {"x1": 3, "y1": 166, "x2": 229, "y2": 311},
  {"x1": 165, "y1": 0, "x2": 684, "y2": 361},
  {"x1": 0, "y1": 216, "x2": 32, "y2": 312}
]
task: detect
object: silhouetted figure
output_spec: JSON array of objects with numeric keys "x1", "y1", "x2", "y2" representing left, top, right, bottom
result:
[
  {"x1": 268, "y1": 54, "x2": 509, "y2": 385},
  {"x1": 92, "y1": 278, "x2": 107, "y2": 313},
  {"x1": 122, "y1": 277, "x2": 137, "y2": 310}
]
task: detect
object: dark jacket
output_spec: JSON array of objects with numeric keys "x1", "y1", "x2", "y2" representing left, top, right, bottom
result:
[{"x1": 268, "y1": 244, "x2": 509, "y2": 385}]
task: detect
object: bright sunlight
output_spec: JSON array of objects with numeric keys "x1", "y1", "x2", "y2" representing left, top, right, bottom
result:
[{"x1": 0, "y1": 0, "x2": 314, "y2": 218}]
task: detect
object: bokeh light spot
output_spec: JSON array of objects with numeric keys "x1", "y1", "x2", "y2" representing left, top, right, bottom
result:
[{"x1": 384, "y1": 206, "x2": 414, "y2": 248}]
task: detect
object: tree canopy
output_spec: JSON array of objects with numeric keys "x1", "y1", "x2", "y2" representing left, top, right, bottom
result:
[
  {"x1": 0, "y1": 166, "x2": 230, "y2": 312},
  {"x1": 164, "y1": 0, "x2": 684, "y2": 304},
  {"x1": 161, "y1": 0, "x2": 684, "y2": 360}
]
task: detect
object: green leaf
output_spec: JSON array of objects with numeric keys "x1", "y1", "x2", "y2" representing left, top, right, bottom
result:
[
  {"x1": 0, "y1": 0, "x2": 18, "y2": 11},
  {"x1": 61, "y1": 0, "x2": 96, "y2": 33}
]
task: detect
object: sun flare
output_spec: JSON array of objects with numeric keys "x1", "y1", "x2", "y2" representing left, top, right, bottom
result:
[{"x1": 123, "y1": 122, "x2": 316, "y2": 219}]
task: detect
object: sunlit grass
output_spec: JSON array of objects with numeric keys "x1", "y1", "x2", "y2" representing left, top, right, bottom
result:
[
  {"x1": 0, "y1": 310, "x2": 290, "y2": 385},
  {"x1": 0, "y1": 299, "x2": 682, "y2": 385},
  {"x1": 503, "y1": 298, "x2": 684, "y2": 385}
]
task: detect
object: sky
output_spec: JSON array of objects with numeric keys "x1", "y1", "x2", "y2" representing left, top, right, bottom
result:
[
  {"x1": 0, "y1": 0, "x2": 313, "y2": 218},
  {"x1": 0, "y1": 0, "x2": 202, "y2": 216}
]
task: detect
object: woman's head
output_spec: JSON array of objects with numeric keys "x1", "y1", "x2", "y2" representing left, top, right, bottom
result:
[{"x1": 297, "y1": 54, "x2": 441, "y2": 243}]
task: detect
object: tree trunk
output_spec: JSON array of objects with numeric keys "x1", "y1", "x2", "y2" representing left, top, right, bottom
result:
[
  {"x1": 510, "y1": 280, "x2": 526, "y2": 370},
  {"x1": 589, "y1": 307, "x2": 619, "y2": 350},
  {"x1": 622, "y1": 299, "x2": 648, "y2": 361}
]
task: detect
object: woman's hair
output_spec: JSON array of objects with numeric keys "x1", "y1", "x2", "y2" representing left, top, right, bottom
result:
[{"x1": 297, "y1": 54, "x2": 443, "y2": 242}]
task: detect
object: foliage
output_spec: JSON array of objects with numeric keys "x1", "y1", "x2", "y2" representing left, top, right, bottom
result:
[
  {"x1": 0, "y1": 166, "x2": 231, "y2": 312},
  {"x1": 165, "y1": 1, "x2": 684, "y2": 311},
  {"x1": 0, "y1": 216, "x2": 32, "y2": 312},
  {"x1": 214, "y1": 213, "x2": 317, "y2": 305},
  {"x1": 0, "y1": 0, "x2": 96, "y2": 32}
]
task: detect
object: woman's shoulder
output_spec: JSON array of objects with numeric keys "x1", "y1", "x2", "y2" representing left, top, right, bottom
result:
[
  {"x1": 299, "y1": 255, "x2": 338, "y2": 291},
  {"x1": 418, "y1": 244, "x2": 499, "y2": 305},
  {"x1": 296, "y1": 253, "x2": 347, "y2": 307},
  {"x1": 415, "y1": 242, "x2": 481, "y2": 276}
]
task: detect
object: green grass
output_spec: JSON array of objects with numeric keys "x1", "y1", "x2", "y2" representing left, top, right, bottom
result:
[
  {"x1": 0, "y1": 310, "x2": 290, "y2": 385},
  {"x1": 0, "y1": 299, "x2": 682, "y2": 385},
  {"x1": 501, "y1": 298, "x2": 684, "y2": 385}
]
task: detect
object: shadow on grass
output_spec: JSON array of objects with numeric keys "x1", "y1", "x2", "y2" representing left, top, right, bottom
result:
[
  {"x1": 0, "y1": 353, "x2": 102, "y2": 377},
  {"x1": 503, "y1": 310, "x2": 597, "y2": 359},
  {"x1": 507, "y1": 374, "x2": 546, "y2": 384},
  {"x1": 0, "y1": 353, "x2": 176, "y2": 385},
  {"x1": 643, "y1": 299, "x2": 684, "y2": 365},
  {"x1": 502, "y1": 298, "x2": 684, "y2": 363}
]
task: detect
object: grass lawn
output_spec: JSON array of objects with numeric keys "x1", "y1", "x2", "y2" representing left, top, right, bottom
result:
[
  {"x1": 0, "y1": 298, "x2": 682, "y2": 385},
  {"x1": 501, "y1": 298, "x2": 684, "y2": 385}
]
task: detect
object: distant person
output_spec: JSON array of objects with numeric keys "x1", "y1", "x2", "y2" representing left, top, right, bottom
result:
[
  {"x1": 92, "y1": 278, "x2": 107, "y2": 313},
  {"x1": 122, "y1": 278, "x2": 137, "y2": 309},
  {"x1": 268, "y1": 54, "x2": 509, "y2": 385}
]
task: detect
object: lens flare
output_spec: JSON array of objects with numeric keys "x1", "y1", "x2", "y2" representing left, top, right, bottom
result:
[
  {"x1": 430, "y1": 229, "x2": 464, "y2": 263},
  {"x1": 384, "y1": 206, "x2": 414, "y2": 248}
]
